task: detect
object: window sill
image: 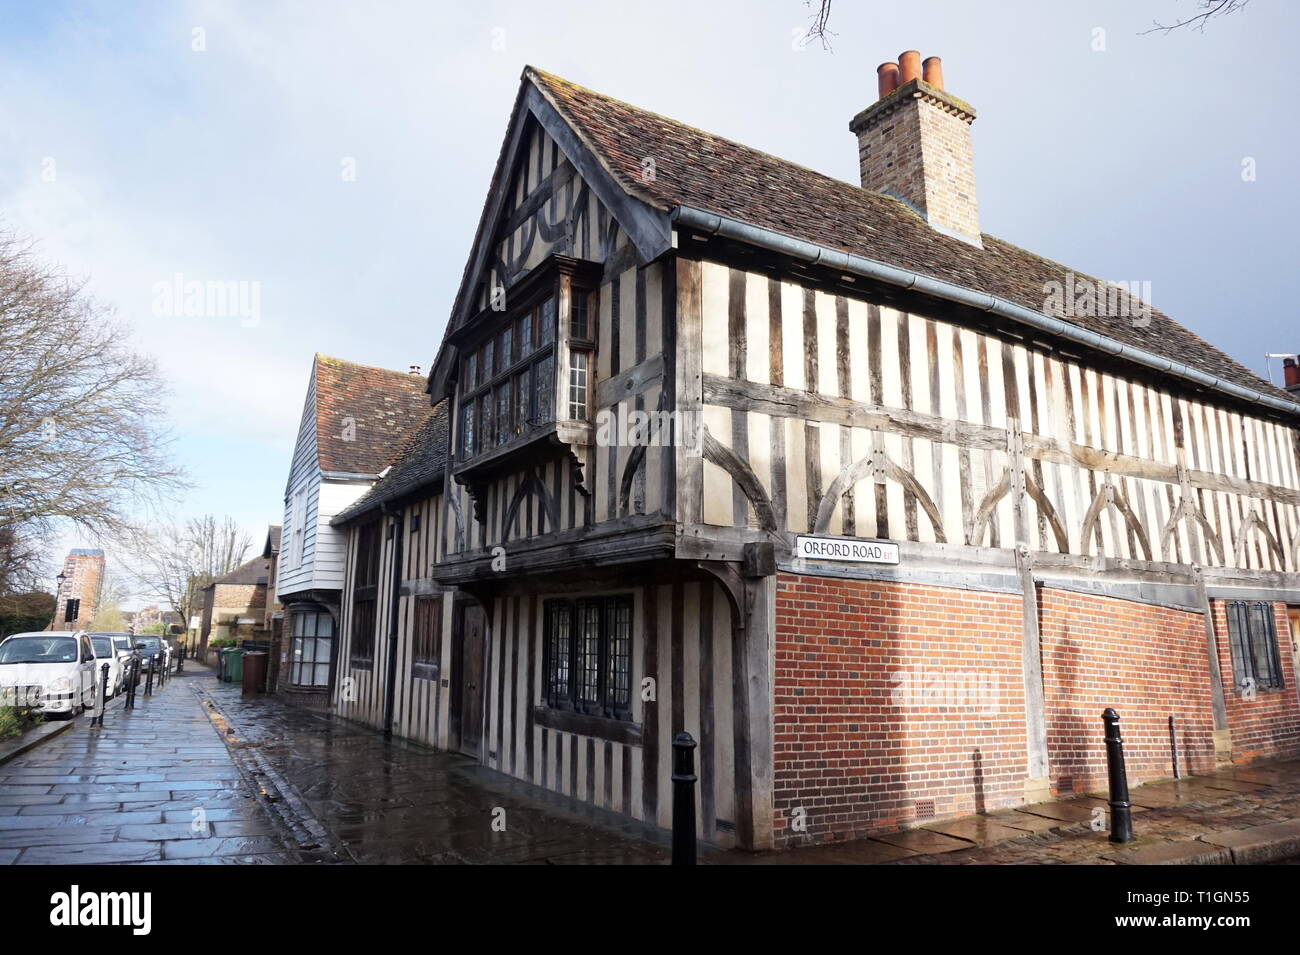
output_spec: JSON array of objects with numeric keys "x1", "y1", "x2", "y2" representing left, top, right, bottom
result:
[
  {"x1": 455, "y1": 424, "x2": 559, "y2": 480},
  {"x1": 412, "y1": 662, "x2": 439, "y2": 682},
  {"x1": 532, "y1": 706, "x2": 641, "y2": 745}
]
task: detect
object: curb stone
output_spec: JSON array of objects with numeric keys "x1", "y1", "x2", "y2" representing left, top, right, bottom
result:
[
  {"x1": 1198, "y1": 820, "x2": 1300, "y2": 865},
  {"x1": 190, "y1": 680, "x2": 348, "y2": 864},
  {"x1": 0, "y1": 718, "x2": 73, "y2": 766}
]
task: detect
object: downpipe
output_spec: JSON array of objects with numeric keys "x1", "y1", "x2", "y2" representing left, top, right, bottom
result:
[{"x1": 381, "y1": 503, "x2": 404, "y2": 741}]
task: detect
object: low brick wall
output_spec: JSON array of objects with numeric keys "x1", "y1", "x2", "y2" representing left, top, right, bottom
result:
[
  {"x1": 772, "y1": 572, "x2": 1300, "y2": 847},
  {"x1": 773, "y1": 572, "x2": 1027, "y2": 846},
  {"x1": 1039, "y1": 588, "x2": 1216, "y2": 794}
]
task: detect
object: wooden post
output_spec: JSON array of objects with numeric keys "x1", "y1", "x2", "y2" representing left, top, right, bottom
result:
[
  {"x1": 1192, "y1": 564, "x2": 1232, "y2": 763},
  {"x1": 1009, "y1": 423, "x2": 1050, "y2": 797}
]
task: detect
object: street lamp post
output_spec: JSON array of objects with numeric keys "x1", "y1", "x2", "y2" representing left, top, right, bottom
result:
[{"x1": 50, "y1": 571, "x2": 67, "y2": 630}]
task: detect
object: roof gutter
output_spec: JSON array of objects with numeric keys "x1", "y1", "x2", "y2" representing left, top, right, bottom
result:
[{"x1": 672, "y1": 206, "x2": 1300, "y2": 420}]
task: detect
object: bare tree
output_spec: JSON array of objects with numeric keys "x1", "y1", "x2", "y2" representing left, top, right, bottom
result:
[
  {"x1": 127, "y1": 515, "x2": 253, "y2": 646},
  {"x1": 801, "y1": 0, "x2": 835, "y2": 51},
  {"x1": 796, "y1": 0, "x2": 1250, "y2": 46},
  {"x1": 0, "y1": 227, "x2": 184, "y2": 555},
  {"x1": 0, "y1": 524, "x2": 48, "y2": 601},
  {"x1": 88, "y1": 567, "x2": 131, "y2": 631},
  {"x1": 1141, "y1": 0, "x2": 1251, "y2": 34}
]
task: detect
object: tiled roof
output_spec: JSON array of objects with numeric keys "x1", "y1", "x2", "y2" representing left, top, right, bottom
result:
[
  {"x1": 526, "y1": 68, "x2": 1287, "y2": 402},
  {"x1": 210, "y1": 555, "x2": 271, "y2": 588},
  {"x1": 312, "y1": 355, "x2": 433, "y2": 476},
  {"x1": 332, "y1": 401, "x2": 449, "y2": 525}
]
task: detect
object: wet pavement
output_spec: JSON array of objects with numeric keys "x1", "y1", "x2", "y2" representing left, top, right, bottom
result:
[
  {"x1": 0, "y1": 668, "x2": 292, "y2": 865},
  {"x1": 2, "y1": 663, "x2": 672, "y2": 865},
  {"x1": 709, "y1": 758, "x2": 1300, "y2": 865},
  {"x1": 191, "y1": 666, "x2": 671, "y2": 864},
  {"x1": 6, "y1": 661, "x2": 1298, "y2": 865}
]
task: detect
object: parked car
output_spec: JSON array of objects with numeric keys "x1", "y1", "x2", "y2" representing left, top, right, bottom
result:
[
  {"x1": 133, "y1": 635, "x2": 166, "y2": 673},
  {"x1": 0, "y1": 631, "x2": 98, "y2": 718},
  {"x1": 108, "y1": 634, "x2": 135, "y2": 659},
  {"x1": 87, "y1": 635, "x2": 126, "y2": 697}
]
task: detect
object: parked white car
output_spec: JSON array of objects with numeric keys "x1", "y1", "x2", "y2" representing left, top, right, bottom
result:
[
  {"x1": 87, "y1": 634, "x2": 126, "y2": 697},
  {"x1": 0, "y1": 631, "x2": 98, "y2": 718},
  {"x1": 108, "y1": 634, "x2": 135, "y2": 660}
]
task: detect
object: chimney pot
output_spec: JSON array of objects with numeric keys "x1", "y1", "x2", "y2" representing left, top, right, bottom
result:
[
  {"x1": 877, "y1": 62, "x2": 900, "y2": 99},
  {"x1": 850, "y1": 48, "x2": 981, "y2": 246},
  {"x1": 898, "y1": 50, "x2": 922, "y2": 85},
  {"x1": 1284, "y1": 356, "x2": 1300, "y2": 390},
  {"x1": 922, "y1": 56, "x2": 944, "y2": 90},
  {"x1": 409, "y1": 364, "x2": 423, "y2": 376}
]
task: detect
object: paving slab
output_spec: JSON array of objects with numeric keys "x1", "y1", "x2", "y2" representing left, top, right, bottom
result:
[
  {"x1": 870, "y1": 827, "x2": 974, "y2": 854},
  {"x1": 706, "y1": 838, "x2": 919, "y2": 865},
  {"x1": 920, "y1": 814, "x2": 1038, "y2": 845},
  {"x1": 1104, "y1": 840, "x2": 1231, "y2": 865},
  {"x1": 1198, "y1": 820, "x2": 1300, "y2": 864}
]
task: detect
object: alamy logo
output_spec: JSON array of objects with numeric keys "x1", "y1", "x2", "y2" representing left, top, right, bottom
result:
[
  {"x1": 1042, "y1": 271, "x2": 1152, "y2": 327},
  {"x1": 49, "y1": 885, "x2": 151, "y2": 935}
]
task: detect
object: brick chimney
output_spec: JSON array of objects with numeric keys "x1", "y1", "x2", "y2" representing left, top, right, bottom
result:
[
  {"x1": 850, "y1": 51, "x2": 982, "y2": 246},
  {"x1": 1284, "y1": 356, "x2": 1300, "y2": 396}
]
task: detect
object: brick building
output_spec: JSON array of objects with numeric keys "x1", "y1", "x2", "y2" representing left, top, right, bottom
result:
[
  {"x1": 198, "y1": 554, "x2": 270, "y2": 650},
  {"x1": 51, "y1": 548, "x2": 105, "y2": 630},
  {"x1": 315, "y1": 55, "x2": 1299, "y2": 852}
]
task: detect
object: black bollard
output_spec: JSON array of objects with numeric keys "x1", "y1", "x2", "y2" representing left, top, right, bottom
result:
[
  {"x1": 176, "y1": 645, "x2": 184, "y2": 674},
  {"x1": 123, "y1": 659, "x2": 134, "y2": 710},
  {"x1": 1103, "y1": 708, "x2": 1134, "y2": 843},
  {"x1": 144, "y1": 659, "x2": 155, "y2": 697},
  {"x1": 92, "y1": 663, "x2": 110, "y2": 727},
  {"x1": 671, "y1": 732, "x2": 698, "y2": 865}
]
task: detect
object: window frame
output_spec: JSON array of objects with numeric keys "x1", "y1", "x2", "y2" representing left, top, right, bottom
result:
[
  {"x1": 566, "y1": 286, "x2": 597, "y2": 422},
  {"x1": 412, "y1": 594, "x2": 442, "y2": 682},
  {"x1": 541, "y1": 594, "x2": 633, "y2": 722},
  {"x1": 457, "y1": 288, "x2": 557, "y2": 461},
  {"x1": 1226, "y1": 600, "x2": 1285, "y2": 693},
  {"x1": 288, "y1": 610, "x2": 334, "y2": 688},
  {"x1": 349, "y1": 520, "x2": 382, "y2": 668},
  {"x1": 290, "y1": 487, "x2": 307, "y2": 570}
]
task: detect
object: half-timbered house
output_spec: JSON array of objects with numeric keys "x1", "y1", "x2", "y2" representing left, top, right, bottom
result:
[{"x1": 331, "y1": 56, "x2": 1300, "y2": 850}]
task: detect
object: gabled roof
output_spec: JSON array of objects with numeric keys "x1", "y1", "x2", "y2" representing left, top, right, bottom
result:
[
  {"x1": 209, "y1": 554, "x2": 271, "y2": 588},
  {"x1": 332, "y1": 401, "x2": 450, "y2": 526},
  {"x1": 263, "y1": 525, "x2": 282, "y2": 558},
  {"x1": 503, "y1": 67, "x2": 1287, "y2": 408},
  {"x1": 311, "y1": 355, "x2": 432, "y2": 477}
]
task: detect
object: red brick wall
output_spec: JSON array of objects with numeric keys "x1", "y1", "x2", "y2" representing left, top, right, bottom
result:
[
  {"x1": 774, "y1": 574, "x2": 1300, "y2": 847},
  {"x1": 1039, "y1": 589, "x2": 1217, "y2": 795},
  {"x1": 1212, "y1": 600, "x2": 1300, "y2": 762},
  {"x1": 773, "y1": 573, "x2": 1027, "y2": 847}
]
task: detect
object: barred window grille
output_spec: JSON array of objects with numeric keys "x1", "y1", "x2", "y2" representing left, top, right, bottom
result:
[{"x1": 1226, "y1": 601, "x2": 1284, "y2": 691}]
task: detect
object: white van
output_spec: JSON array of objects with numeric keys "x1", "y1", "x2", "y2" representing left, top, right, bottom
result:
[{"x1": 0, "y1": 631, "x2": 99, "y2": 717}]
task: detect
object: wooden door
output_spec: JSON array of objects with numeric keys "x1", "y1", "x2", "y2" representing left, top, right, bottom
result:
[{"x1": 457, "y1": 604, "x2": 486, "y2": 759}]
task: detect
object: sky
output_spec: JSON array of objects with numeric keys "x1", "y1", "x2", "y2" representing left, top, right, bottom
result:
[{"x1": 2, "y1": 0, "x2": 1296, "y2": 605}]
